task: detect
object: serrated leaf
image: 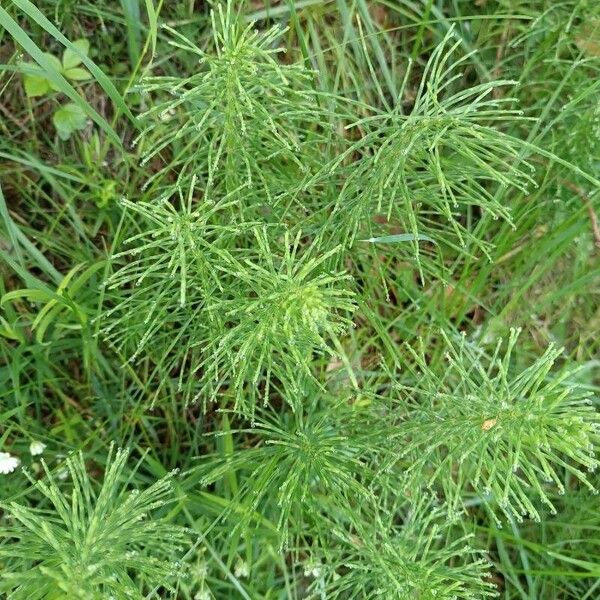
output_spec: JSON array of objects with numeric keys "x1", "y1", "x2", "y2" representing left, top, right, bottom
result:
[
  {"x1": 42, "y1": 51, "x2": 62, "y2": 72},
  {"x1": 36, "y1": 52, "x2": 64, "y2": 92},
  {"x1": 23, "y1": 72, "x2": 51, "y2": 97},
  {"x1": 62, "y1": 38, "x2": 89, "y2": 70},
  {"x1": 35, "y1": 52, "x2": 64, "y2": 92},
  {"x1": 63, "y1": 67, "x2": 91, "y2": 81},
  {"x1": 53, "y1": 102, "x2": 87, "y2": 140}
]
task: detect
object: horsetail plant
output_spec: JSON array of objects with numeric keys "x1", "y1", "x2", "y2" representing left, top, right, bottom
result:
[
  {"x1": 196, "y1": 228, "x2": 357, "y2": 414},
  {"x1": 308, "y1": 27, "x2": 538, "y2": 276},
  {"x1": 135, "y1": 0, "x2": 329, "y2": 219},
  {"x1": 199, "y1": 394, "x2": 374, "y2": 549},
  {"x1": 1, "y1": 0, "x2": 599, "y2": 597},
  {"x1": 310, "y1": 496, "x2": 497, "y2": 599},
  {"x1": 0, "y1": 446, "x2": 189, "y2": 599},
  {"x1": 382, "y1": 329, "x2": 600, "y2": 524},
  {"x1": 101, "y1": 176, "x2": 243, "y2": 363}
]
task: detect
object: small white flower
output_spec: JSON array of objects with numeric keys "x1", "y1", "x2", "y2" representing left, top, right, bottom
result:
[
  {"x1": 303, "y1": 560, "x2": 321, "y2": 578},
  {"x1": 29, "y1": 440, "x2": 46, "y2": 456},
  {"x1": 234, "y1": 559, "x2": 249, "y2": 578},
  {"x1": 0, "y1": 452, "x2": 20, "y2": 475},
  {"x1": 192, "y1": 561, "x2": 208, "y2": 579}
]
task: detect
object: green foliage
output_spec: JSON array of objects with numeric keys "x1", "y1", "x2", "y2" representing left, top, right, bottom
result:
[
  {"x1": 1, "y1": 0, "x2": 599, "y2": 598},
  {"x1": 101, "y1": 177, "x2": 241, "y2": 361},
  {"x1": 135, "y1": 0, "x2": 327, "y2": 216},
  {"x1": 197, "y1": 229, "x2": 357, "y2": 413},
  {"x1": 19, "y1": 34, "x2": 92, "y2": 140},
  {"x1": 312, "y1": 499, "x2": 496, "y2": 599},
  {"x1": 384, "y1": 329, "x2": 600, "y2": 523},
  {"x1": 201, "y1": 396, "x2": 372, "y2": 547},
  {"x1": 0, "y1": 446, "x2": 189, "y2": 600},
  {"x1": 308, "y1": 28, "x2": 537, "y2": 274},
  {"x1": 52, "y1": 102, "x2": 87, "y2": 140},
  {"x1": 22, "y1": 38, "x2": 91, "y2": 97}
]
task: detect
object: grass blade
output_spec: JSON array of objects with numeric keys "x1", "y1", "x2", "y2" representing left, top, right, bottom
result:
[{"x1": 11, "y1": 0, "x2": 136, "y2": 126}]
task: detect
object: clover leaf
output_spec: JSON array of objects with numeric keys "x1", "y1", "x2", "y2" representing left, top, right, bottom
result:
[
  {"x1": 52, "y1": 103, "x2": 88, "y2": 140},
  {"x1": 23, "y1": 39, "x2": 91, "y2": 98}
]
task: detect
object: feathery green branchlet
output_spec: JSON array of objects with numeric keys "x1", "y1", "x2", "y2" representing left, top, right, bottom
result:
[
  {"x1": 100, "y1": 176, "x2": 241, "y2": 362},
  {"x1": 0, "y1": 446, "x2": 189, "y2": 599},
  {"x1": 308, "y1": 28, "x2": 538, "y2": 275},
  {"x1": 382, "y1": 329, "x2": 600, "y2": 523},
  {"x1": 200, "y1": 396, "x2": 373, "y2": 548},
  {"x1": 311, "y1": 498, "x2": 496, "y2": 599},
  {"x1": 135, "y1": 0, "x2": 328, "y2": 218},
  {"x1": 197, "y1": 229, "x2": 357, "y2": 413}
]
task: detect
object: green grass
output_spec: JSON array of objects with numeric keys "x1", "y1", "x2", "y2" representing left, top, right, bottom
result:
[{"x1": 0, "y1": 0, "x2": 599, "y2": 598}]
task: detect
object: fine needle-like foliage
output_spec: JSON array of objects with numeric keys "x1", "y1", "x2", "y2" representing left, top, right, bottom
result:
[
  {"x1": 310, "y1": 497, "x2": 496, "y2": 599},
  {"x1": 0, "y1": 447, "x2": 189, "y2": 600},
  {"x1": 308, "y1": 27, "x2": 538, "y2": 274},
  {"x1": 383, "y1": 329, "x2": 600, "y2": 523},
  {"x1": 1, "y1": 0, "x2": 599, "y2": 597},
  {"x1": 100, "y1": 176, "x2": 242, "y2": 363},
  {"x1": 197, "y1": 229, "x2": 357, "y2": 413},
  {"x1": 135, "y1": 0, "x2": 328, "y2": 217},
  {"x1": 199, "y1": 396, "x2": 373, "y2": 548}
]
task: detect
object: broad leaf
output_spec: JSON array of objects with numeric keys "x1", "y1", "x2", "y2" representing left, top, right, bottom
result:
[
  {"x1": 62, "y1": 37, "x2": 90, "y2": 69},
  {"x1": 0, "y1": 4, "x2": 122, "y2": 145},
  {"x1": 23, "y1": 72, "x2": 50, "y2": 96},
  {"x1": 41, "y1": 51, "x2": 63, "y2": 91},
  {"x1": 53, "y1": 102, "x2": 87, "y2": 140},
  {"x1": 63, "y1": 67, "x2": 91, "y2": 81}
]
